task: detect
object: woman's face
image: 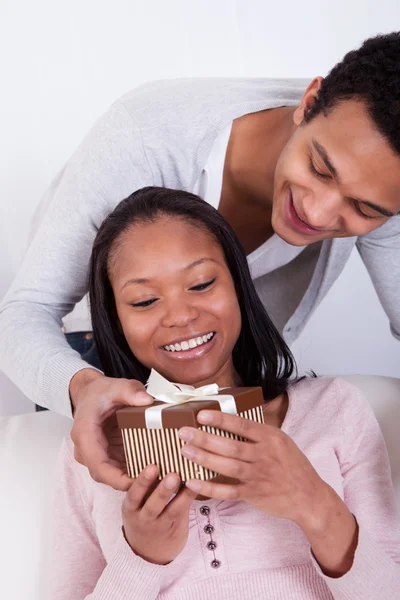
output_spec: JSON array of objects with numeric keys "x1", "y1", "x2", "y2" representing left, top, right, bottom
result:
[{"x1": 108, "y1": 216, "x2": 242, "y2": 388}]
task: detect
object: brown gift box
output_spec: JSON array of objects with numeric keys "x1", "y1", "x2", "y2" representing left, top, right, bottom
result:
[{"x1": 117, "y1": 386, "x2": 265, "y2": 482}]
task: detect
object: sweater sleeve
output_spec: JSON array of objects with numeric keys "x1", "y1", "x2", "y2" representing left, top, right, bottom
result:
[
  {"x1": 50, "y1": 439, "x2": 165, "y2": 600},
  {"x1": 0, "y1": 101, "x2": 153, "y2": 418},
  {"x1": 309, "y1": 378, "x2": 400, "y2": 599},
  {"x1": 356, "y1": 217, "x2": 400, "y2": 341}
]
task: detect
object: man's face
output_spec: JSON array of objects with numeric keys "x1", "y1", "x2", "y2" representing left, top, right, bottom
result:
[{"x1": 272, "y1": 97, "x2": 400, "y2": 246}]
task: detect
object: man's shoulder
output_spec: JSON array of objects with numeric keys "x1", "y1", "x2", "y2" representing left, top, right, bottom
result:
[
  {"x1": 358, "y1": 216, "x2": 400, "y2": 241},
  {"x1": 113, "y1": 76, "x2": 309, "y2": 131}
]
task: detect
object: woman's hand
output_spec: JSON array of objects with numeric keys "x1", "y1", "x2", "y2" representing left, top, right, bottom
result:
[
  {"x1": 122, "y1": 465, "x2": 197, "y2": 565},
  {"x1": 178, "y1": 409, "x2": 328, "y2": 527},
  {"x1": 70, "y1": 369, "x2": 154, "y2": 491}
]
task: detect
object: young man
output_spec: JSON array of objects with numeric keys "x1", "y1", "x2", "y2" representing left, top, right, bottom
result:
[{"x1": 1, "y1": 32, "x2": 399, "y2": 490}]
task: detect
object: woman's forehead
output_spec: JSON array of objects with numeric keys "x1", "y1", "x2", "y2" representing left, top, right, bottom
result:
[{"x1": 109, "y1": 217, "x2": 225, "y2": 286}]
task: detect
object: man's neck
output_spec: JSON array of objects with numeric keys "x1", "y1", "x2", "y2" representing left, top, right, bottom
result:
[
  {"x1": 224, "y1": 106, "x2": 296, "y2": 209},
  {"x1": 218, "y1": 106, "x2": 297, "y2": 254}
]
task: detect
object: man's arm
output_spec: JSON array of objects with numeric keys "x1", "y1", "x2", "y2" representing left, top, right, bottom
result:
[
  {"x1": 0, "y1": 101, "x2": 153, "y2": 418},
  {"x1": 356, "y1": 216, "x2": 400, "y2": 340}
]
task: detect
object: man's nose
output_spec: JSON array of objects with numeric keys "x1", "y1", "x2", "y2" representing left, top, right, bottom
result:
[
  {"x1": 161, "y1": 296, "x2": 200, "y2": 328},
  {"x1": 302, "y1": 187, "x2": 343, "y2": 230}
]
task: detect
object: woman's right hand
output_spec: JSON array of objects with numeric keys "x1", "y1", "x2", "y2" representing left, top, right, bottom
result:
[
  {"x1": 122, "y1": 465, "x2": 197, "y2": 565},
  {"x1": 70, "y1": 369, "x2": 154, "y2": 491}
]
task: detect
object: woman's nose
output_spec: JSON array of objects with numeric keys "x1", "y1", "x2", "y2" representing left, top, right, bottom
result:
[{"x1": 161, "y1": 296, "x2": 200, "y2": 328}]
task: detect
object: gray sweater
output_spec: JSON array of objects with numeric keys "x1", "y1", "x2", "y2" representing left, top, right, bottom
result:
[{"x1": 1, "y1": 78, "x2": 399, "y2": 418}]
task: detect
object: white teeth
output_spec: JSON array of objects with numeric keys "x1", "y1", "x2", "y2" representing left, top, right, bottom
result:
[{"x1": 163, "y1": 332, "x2": 215, "y2": 353}]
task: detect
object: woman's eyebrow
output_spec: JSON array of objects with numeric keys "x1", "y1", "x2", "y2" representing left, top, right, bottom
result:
[
  {"x1": 120, "y1": 258, "x2": 219, "y2": 292},
  {"x1": 183, "y1": 257, "x2": 219, "y2": 271}
]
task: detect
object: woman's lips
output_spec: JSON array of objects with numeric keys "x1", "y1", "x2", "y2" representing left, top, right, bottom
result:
[
  {"x1": 159, "y1": 333, "x2": 217, "y2": 361},
  {"x1": 284, "y1": 189, "x2": 326, "y2": 236}
]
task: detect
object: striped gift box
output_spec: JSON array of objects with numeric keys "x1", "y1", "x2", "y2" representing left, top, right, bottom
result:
[{"x1": 116, "y1": 387, "x2": 264, "y2": 482}]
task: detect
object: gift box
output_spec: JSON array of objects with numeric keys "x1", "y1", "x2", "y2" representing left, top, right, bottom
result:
[{"x1": 116, "y1": 369, "x2": 265, "y2": 481}]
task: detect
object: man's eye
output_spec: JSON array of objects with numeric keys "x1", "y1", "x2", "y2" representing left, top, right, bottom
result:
[
  {"x1": 351, "y1": 201, "x2": 380, "y2": 220},
  {"x1": 189, "y1": 278, "x2": 216, "y2": 291},
  {"x1": 130, "y1": 298, "x2": 158, "y2": 308},
  {"x1": 308, "y1": 156, "x2": 331, "y2": 181}
]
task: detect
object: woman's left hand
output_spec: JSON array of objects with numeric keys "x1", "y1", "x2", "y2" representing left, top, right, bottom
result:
[{"x1": 178, "y1": 409, "x2": 329, "y2": 527}]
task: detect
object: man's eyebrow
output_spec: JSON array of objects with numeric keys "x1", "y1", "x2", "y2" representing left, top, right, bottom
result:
[
  {"x1": 311, "y1": 138, "x2": 396, "y2": 218},
  {"x1": 351, "y1": 198, "x2": 395, "y2": 218},
  {"x1": 120, "y1": 257, "x2": 219, "y2": 291},
  {"x1": 312, "y1": 138, "x2": 340, "y2": 183}
]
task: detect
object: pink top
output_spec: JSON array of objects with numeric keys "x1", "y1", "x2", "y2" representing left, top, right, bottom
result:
[{"x1": 50, "y1": 377, "x2": 400, "y2": 600}]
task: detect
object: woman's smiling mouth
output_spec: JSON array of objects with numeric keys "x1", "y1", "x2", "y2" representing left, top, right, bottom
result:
[
  {"x1": 161, "y1": 332, "x2": 216, "y2": 359},
  {"x1": 163, "y1": 332, "x2": 215, "y2": 352}
]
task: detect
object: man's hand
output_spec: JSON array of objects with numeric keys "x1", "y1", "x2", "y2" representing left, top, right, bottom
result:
[{"x1": 70, "y1": 369, "x2": 153, "y2": 491}]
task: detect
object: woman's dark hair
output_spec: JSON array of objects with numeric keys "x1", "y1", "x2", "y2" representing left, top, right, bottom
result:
[
  {"x1": 89, "y1": 186, "x2": 296, "y2": 401},
  {"x1": 304, "y1": 31, "x2": 400, "y2": 156}
]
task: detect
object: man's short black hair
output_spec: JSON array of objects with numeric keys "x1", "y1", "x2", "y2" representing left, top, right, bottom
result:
[{"x1": 304, "y1": 32, "x2": 400, "y2": 155}]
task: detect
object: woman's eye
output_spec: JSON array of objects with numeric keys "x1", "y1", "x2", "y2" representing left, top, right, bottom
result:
[
  {"x1": 189, "y1": 278, "x2": 216, "y2": 292},
  {"x1": 130, "y1": 298, "x2": 158, "y2": 308},
  {"x1": 308, "y1": 156, "x2": 331, "y2": 181}
]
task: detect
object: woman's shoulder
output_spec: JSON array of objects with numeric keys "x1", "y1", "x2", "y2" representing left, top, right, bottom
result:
[
  {"x1": 290, "y1": 374, "x2": 367, "y2": 402},
  {"x1": 286, "y1": 376, "x2": 373, "y2": 433}
]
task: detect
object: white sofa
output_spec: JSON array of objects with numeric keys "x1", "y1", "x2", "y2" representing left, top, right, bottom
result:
[{"x1": 1, "y1": 374, "x2": 400, "y2": 600}]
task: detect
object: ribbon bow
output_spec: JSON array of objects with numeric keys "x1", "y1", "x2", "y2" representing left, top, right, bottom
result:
[{"x1": 144, "y1": 369, "x2": 238, "y2": 429}]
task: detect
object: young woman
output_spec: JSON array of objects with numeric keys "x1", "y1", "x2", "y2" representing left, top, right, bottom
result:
[{"x1": 50, "y1": 187, "x2": 400, "y2": 599}]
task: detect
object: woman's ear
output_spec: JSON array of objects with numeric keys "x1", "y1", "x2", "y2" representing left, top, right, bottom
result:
[{"x1": 293, "y1": 76, "x2": 324, "y2": 126}]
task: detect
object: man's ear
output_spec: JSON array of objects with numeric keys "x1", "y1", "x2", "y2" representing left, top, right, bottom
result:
[{"x1": 293, "y1": 76, "x2": 324, "y2": 126}]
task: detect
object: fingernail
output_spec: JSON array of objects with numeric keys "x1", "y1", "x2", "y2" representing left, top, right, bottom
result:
[
  {"x1": 178, "y1": 427, "x2": 193, "y2": 442},
  {"x1": 197, "y1": 410, "x2": 213, "y2": 424},
  {"x1": 135, "y1": 392, "x2": 153, "y2": 404},
  {"x1": 143, "y1": 465, "x2": 157, "y2": 479},
  {"x1": 164, "y1": 474, "x2": 178, "y2": 490},
  {"x1": 186, "y1": 480, "x2": 201, "y2": 492},
  {"x1": 181, "y1": 445, "x2": 195, "y2": 458}
]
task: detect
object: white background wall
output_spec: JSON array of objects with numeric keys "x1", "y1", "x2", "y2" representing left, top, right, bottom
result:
[{"x1": 1, "y1": 0, "x2": 399, "y2": 415}]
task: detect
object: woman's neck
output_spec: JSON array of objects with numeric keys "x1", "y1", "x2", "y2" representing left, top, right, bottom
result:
[{"x1": 193, "y1": 369, "x2": 241, "y2": 390}]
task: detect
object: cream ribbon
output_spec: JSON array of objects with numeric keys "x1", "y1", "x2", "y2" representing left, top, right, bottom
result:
[{"x1": 144, "y1": 369, "x2": 238, "y2": 429}]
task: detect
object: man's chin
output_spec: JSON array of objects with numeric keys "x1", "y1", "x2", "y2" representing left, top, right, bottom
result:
[{"x1": 273, "y1": 222, "x2": 309, "y2": 246}]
